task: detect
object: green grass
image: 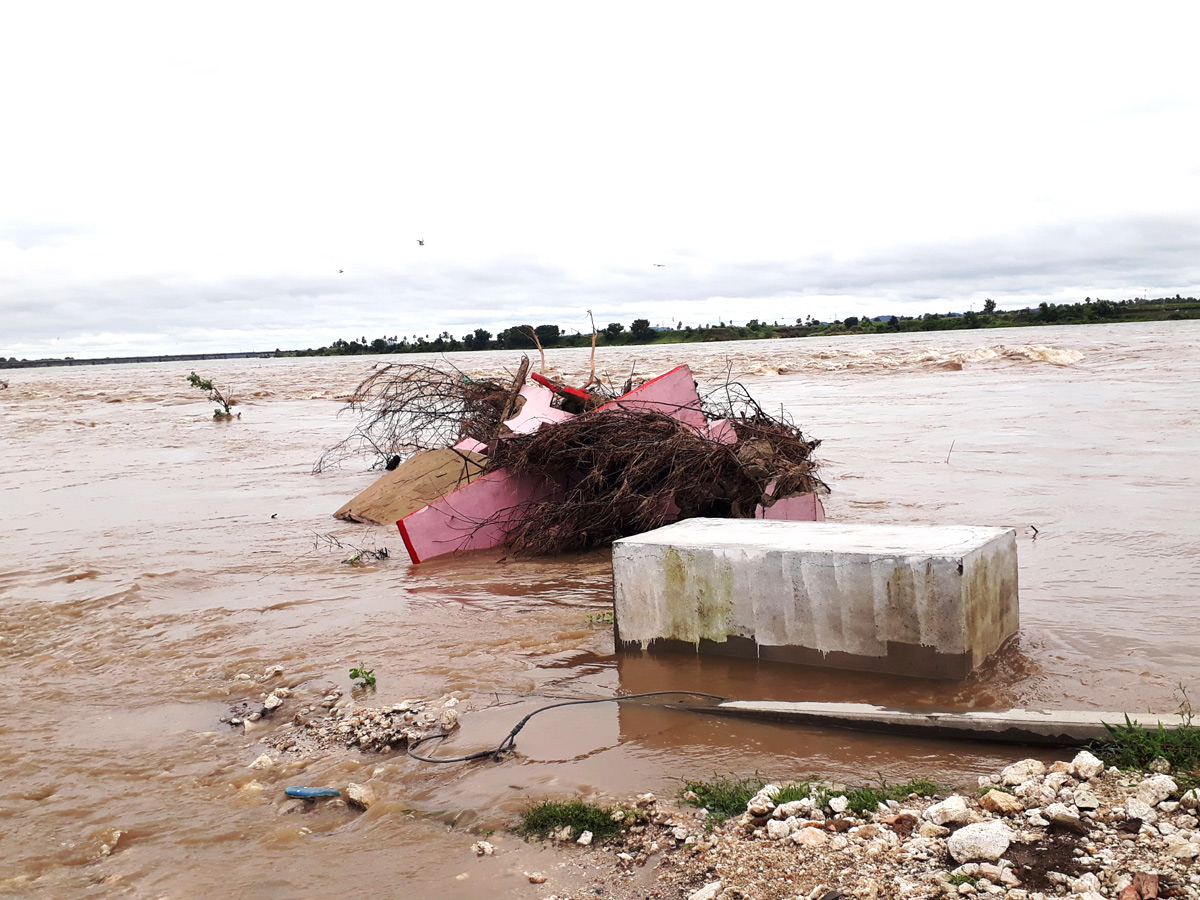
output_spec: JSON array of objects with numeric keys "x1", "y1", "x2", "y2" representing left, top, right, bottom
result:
[
  {"x1": 681, "y1": 776, "x2": 767, "y2": 821},
  {"x1": 681, "y1": 775, "x2": 943, "y2": 821},
  {"x1": 947, "y1": 873, "x2": 979, "y2": 887},
  {"x1": 836, "y1": 777, "x2": 941, "y2": 815},
  {"x1": 1088, "y1": 716, "x2": 1200, "y2": 792},
  {"x1": 516, "y1": 800, "x2": 625, "y2": 841}
]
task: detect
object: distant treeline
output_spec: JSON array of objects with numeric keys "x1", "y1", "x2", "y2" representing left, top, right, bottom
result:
[
  {"x1": 5, "y1": 295, "x2": 1199, "y2": 369},
  {"x1": 280, "y1": 295, "x2": 1200, "y2": 358}
]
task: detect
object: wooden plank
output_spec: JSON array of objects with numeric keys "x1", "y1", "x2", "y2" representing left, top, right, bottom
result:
[{"x1": 334, "y1": 448, "x2": 486, "y2": 526}]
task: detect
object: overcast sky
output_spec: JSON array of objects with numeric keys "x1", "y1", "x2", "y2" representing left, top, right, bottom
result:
[{"x1": 3, "y1": 2, "x2": 1199, "y2": 358}]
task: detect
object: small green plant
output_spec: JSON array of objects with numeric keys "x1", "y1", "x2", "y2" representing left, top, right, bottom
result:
[
  {"x1": 187, "y1": 371, "x2": 238, "y2": 420},
  {"x1": 947, "y1": 872, "x2": 979, "y2": 887},
  {"x1": 586, "y1": 610, "x2": 614, "y2": 626},
  {"x1": 773, "y1": 783, "x2": 814, "y2": 804},
  {"x1": 1089, "y1": 712, "x2": 1200, "y2": 793},
  {"x1": 349, "y1": 664, "x2": 376, "y2": 687},
  {"x1": 516, "y1": 800, "x2": 625, "y2": 841}
]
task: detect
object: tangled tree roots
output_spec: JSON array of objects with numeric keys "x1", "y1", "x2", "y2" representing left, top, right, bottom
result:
[
  {"x1": 484, "y1": 386, "x2": 825, "y2": 555},
  {"x1": 317, "y1": 361, "x2": 825, "y2": 555},
  {"x1": 313, "y1": 363, "x2": 514, "y2": 473}
]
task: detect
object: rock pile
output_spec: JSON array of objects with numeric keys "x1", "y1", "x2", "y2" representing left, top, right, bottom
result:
[
  {"x1": 219, "y1": 668, "x2": 463, "y2": 756},
  {"x1": 262, "y1": 689, "x2": 463, "y2": 755},
  {"x1": 538, "y1": 751, "x2": 1199, "y2": 900}
]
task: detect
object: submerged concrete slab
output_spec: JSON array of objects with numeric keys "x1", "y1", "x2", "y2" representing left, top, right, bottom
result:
[
  {"x1": 709, "y1": 701, "x2": 1190, "y2": 746},
  {"x1": 612, "y1": 520, "x2": 1018, "y2": 679}
]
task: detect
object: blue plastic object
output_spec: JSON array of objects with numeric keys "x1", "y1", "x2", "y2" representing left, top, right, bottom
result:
[{"x1": 285, "y1": 786, "x2": 341, "y2": 799}]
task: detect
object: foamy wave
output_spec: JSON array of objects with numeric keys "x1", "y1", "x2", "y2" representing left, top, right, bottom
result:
[{"x1": 1003, "y1": 345, "x2": 1085, "y2": 366}]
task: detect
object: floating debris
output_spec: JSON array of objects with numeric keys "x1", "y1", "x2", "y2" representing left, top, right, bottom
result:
[{"x1": 323, "y1": 359, "x2": 827, "y2": 561}]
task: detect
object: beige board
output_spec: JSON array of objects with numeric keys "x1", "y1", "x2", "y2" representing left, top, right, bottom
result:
[{"x1": 334, "y1": 449, "x2": 487, "y2": 526}]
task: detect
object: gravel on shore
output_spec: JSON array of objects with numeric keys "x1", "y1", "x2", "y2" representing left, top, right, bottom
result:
[{"x1": 523, "y1": 752, "x2": 1199, "y2": 900}]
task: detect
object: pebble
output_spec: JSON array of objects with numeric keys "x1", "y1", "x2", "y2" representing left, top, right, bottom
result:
[
  {"x1": 525, "y1": 872, "x2": 547, "y2": 884},
  {"x1": 577, "y1": 830, "x2": 593, "y2": 846},
  {"x1": 247, "y1": 754, "x2": 274, "y2": 770},
  {"x1": 688, "y1": 882, "x2": 723, "y2": 900},
  {"x1": 472, "y1": 841, "x2": 495, "y2": 856}
]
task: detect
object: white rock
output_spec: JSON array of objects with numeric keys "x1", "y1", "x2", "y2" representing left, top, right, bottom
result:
[
  {"x1": 1125, "y1": 797, "x2": 1158, "y2": 824},
  {"x1": 247, "y1": 754, "x2": 275, "y2": 770},
  {"x1": 1073, "y1": 787, "x2": 1100, "y2": 810},
  {"x1": 526, "y1": 872, "x2": 547, "y2": 884},
  {"x1": 926, "y1": 795, "x2": 971, "y2": 826},
  {"x1": 947, "y1": 822, "x2": 1014, "y2": 863},
  {"x1": 438, "y1": 708, "x2": 459, "y2": 731},
  {"x1": 1001, "y1": 760, "x2": 1046, "y2": 786},
  {"x1": 1070, "y1": 873, "x2": 1101, "y2": 893},
  {"x1": 980, "y1": 790, "x2": 1024, "y2": 815},
  {"x1": 1043, "y1": 773, "x2": 1071, "y2": 793},
  {"x1": 766, "y1": 819, "x2": 791, "y2": 840},
  {"x1": 1149, "y1": 756, "x2": 1171, "y2": 774},
  {"x1": 1182, "y1": 789, "x2": 1200, "y2": 811},
  {"x1": 746, "y1": 788, "x2": 777, "y2": 817},
  {"x1": 775, "y1": 800, "x2": 808, "y2": 819},
  {"x1": 577, "y1": 830, "x2": 593, "y2": 846},
  {"x1": 263, "y1": 694, "x2": 283, "y2": 711},
  {"x1": 1044, "y1": 803, "x2": 1082, "y2": 828},
  {"x1": 1164, "y1": 837, "x2": 1200, "y2": 859},
  {"x1": 919, "y1": 822, "x2": 951, "y2": 838},
  {"x1": 828, "y1": 795, "x2": 849, "y2": 814},
  {"x1": 689, "y1": 881, "x2": 723, "y2": 900},
  {"x1": 472, "y1": 840, "x2": 495, "y2": 856},
  {"x1": 790, "y1": 826, "x2": 828, "y2": 847},
  {"x1": 1137, "y1": 774, "x2": 1177, "y2": 805},
  {"x1": 346, "y1": 783, "x2": 377, "y2": 810}
]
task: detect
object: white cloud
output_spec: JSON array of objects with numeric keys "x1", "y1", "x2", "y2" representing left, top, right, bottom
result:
[{"x1": 2, "y1": 1, "x2": 1199, "y2": 357}]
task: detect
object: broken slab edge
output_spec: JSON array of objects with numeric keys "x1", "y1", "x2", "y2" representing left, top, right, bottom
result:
[{"x1": 706, "y1": 700, "x2": 1192, "y2": 746}]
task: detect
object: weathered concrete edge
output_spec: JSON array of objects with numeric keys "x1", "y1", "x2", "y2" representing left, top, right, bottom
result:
[{"x1": 708, "y1": 701, "x2": 1190, "y2": 746}]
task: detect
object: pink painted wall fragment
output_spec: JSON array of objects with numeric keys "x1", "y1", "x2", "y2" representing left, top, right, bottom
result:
[
  {"x1": 755, "y1": 492, "x2": 825, "y2": 522},
  {"x1": 598, "y1": 365, "x2": 706, "y2": 430},
  {"x1": 397, "y1": 469, "x2": 560, "y2": 563},
  {"x1": 503, "y1": 383, "x2": 574, "y2": 435}
]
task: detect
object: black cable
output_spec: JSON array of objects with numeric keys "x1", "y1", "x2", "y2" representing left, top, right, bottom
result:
[{"x1": 407, "y1": 690, "x2": 728, "y2": 764}]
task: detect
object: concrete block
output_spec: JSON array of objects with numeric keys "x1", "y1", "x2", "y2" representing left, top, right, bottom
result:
[{"x1": 612, "y1": 520, "x2": 1018, "y2": 679}]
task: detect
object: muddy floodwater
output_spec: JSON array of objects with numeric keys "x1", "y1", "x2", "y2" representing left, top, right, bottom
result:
[{"x1": 3, "y1": 321, "x2": 1199, "y2": 898}]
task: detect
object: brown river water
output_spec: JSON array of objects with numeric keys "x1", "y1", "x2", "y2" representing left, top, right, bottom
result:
[{"x1": 2, "y1": 321, "x2": 1198, "y2": 898}]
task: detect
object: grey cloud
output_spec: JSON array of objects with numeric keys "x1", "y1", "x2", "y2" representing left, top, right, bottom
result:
[{"x1": 3, "y1": 213, "x2": 1198, "y2": 357}]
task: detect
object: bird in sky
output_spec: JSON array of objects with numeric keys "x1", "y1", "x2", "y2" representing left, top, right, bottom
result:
[
  {"x1": 417, "y1": 239, "x2": 425, "y2": 246},
  {"x1": 338, "y1": 269, "x2": 344, "y2": 274},
  {"x1": 653, "y1": 263, "x2": 665, "y2": 267}
]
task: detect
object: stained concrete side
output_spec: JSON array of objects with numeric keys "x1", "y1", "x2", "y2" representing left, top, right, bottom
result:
[{"x1": 613, "y1": 520, "x2": 1019, "y2": 680}]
